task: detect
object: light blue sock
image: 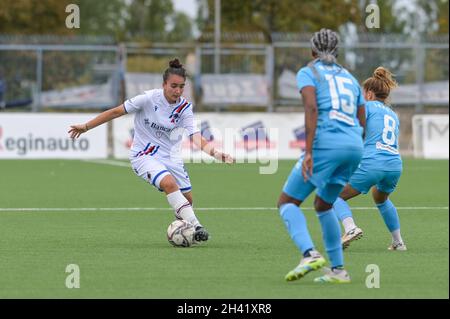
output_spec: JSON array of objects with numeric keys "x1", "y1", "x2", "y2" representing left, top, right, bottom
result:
[
  {"x1": 317, "y1": 209, "x2": 343, "y2": 269},
  {"x1": 376, "y1": 199, "x2": 400, "y2": 232},
  {"x1": 279, "y1": 203, "x2": 314, "y2": 254},
  {"x1": 333, "y1": 197, "x2": 353, "y2": 222}
]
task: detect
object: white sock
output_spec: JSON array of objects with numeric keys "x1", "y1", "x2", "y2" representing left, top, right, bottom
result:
[
  {"x1": 166, "y1": 190, "x2": 200, "y2": 227},
  {"x1": 342, "y1": 217, "x2": 357, "y2": 233},
  {"x1": 391, "y1": 230, "x2": 403, "y2": 244}
]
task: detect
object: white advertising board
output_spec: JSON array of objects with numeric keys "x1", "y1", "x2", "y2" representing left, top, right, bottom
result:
[
  {"x1": 113, "y1": 113, "x2": 306, "y2": 161},
  {"x1": 0, "y1": 113, "x2": 107, "y2": 159},
  {"x1": 413, "y1": 114, "x2": 449, "y2": 159},
  {"x1": 201, "y1": 74, "x2": 269, "y2": 106}
]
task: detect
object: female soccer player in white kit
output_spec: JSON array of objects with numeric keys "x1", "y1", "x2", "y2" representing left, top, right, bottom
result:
[{"x1": 68, "y1": 59, "x2": 234, "y2": 243}]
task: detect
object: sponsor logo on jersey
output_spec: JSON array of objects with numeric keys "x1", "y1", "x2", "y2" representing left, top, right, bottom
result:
[
  {"x1": 150, "y1": 122, "x2": 172, "y2": 133},
  {"x1": 376, "y1": 141, "x2": 399, "y2": 154}
]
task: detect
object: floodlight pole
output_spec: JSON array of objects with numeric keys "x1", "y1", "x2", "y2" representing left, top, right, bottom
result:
[{"x1": 214, "y1": 0, "x2": 220, "y2": 74}]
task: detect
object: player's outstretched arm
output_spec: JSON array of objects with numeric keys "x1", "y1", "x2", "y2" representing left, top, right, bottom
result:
[
  {"x1": 68, "y1": 104, "x2": 126, "y2": 139},
  {"x1": 190, "y1": 132, "x2": 235, "y2": 164}
]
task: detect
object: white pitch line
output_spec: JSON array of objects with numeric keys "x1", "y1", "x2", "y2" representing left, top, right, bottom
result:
[
  {"x1": 82, "y1": 159, "x2": 130, "y2": 168},
  {"x1": 83, "y1": 159, "x2": 447, "y2": 171},
  {"x1": 0, "y1": 207, "x2": 448, "y2": 212}
]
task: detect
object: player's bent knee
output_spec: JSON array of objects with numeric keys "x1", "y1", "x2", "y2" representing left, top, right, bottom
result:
[
  {"x1": 339, "y1": 184, "x2": 360, "y2": 201},
  {"x1": 159, "y1": 175, "x2": 179, "y2": 194},
  {"x1": 314, "y1": 196, "x2": 332, "y2": 212},
  {"x1": 371, "y1": 187, "x2": 389, "y2": 205},
  {"x1": 277, "y1": 193, "x2": 302, "y2": 209}
]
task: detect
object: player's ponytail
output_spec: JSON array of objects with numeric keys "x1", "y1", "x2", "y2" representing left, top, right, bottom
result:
[
  {"x1": 163, "y1": 58, "x2": 187, "y2": 82},
  {"x1": 373, "y1": 67, "x2": 397, "y2": 89},
  {"x1": 363, "y1": 67, "x2": 398, "y2": 102}
]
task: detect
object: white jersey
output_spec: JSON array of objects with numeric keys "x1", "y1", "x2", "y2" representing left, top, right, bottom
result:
[{"x1": 124, "y1": 89, "x2": 199, "y2": 162}]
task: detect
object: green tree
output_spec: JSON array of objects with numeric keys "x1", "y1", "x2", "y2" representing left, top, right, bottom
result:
[
  {"x1": 167, "y1": 12, "x2": 194, "y2": 42},
  {"x1": 197, "y1": 0, "x2": 362, "y2": 41},
  {"x1": 436, "y1": 0, "x2": 449, "y2": 34},
  {"x1": 0, "y1": 0, "x2": 196, "y2": 42},
  {"x1": 76, "y1": 0, "x2": 128, "y2": 40},
  {"x1": 359, "y1": 0, "x2": 449, "y2": 35},
  {"x1": 0, "y1": 0, "x2": 72, "y2": 35},
  {"x1": 0, "y1": 0, "x2": 128, "y2": 39},
  {"x1": 356, "y1": 0, "x2": 448, "y2": 85},
  {"x1": 126, "y1": 0, "x2": 175, "y2": 42}
]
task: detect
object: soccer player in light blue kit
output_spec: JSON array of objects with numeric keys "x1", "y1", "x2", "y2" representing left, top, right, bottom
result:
[
  {"x1": 333, "y1": 67, "x2": 406, "y2": 251},
  {"x1": 277, "y1": 29, "x2": 366, "y2": 283}
]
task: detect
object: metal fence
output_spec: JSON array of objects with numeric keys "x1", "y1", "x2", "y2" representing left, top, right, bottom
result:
[
  {"x1": 0, "y1": 33, "x2": 448, "y2": 112},
  {"x1": 0, "y1": 44, "x2": 121, "y2": 111},
  {"x1": 272, "y1": 33, "x2": 449, "y2": 110}
]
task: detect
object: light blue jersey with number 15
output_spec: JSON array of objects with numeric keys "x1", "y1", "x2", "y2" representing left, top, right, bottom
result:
[{"x1": 296, "y1": 60, "x2": 365, "y2": 150}]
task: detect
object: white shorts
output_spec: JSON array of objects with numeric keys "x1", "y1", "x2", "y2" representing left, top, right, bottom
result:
[{"x1": 130, "y1": 155, "x2": 192, "y2": 193}]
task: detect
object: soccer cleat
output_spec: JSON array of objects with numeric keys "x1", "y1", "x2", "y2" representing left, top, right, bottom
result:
[
  {"x1": 193, "y1": 226, "x2": 209, "y2": 243},
  {"x1": 388, "y1": 242, "x2": 407, "y2": 251},
  {"x1": 313, "y1": 267, "x2": 351, "y2": 284},
  {"x1": 342, "y1": 227, "x2": 363, "y2": 249},
  {"x1": 284, "y1": 251, "x2": 326, "y2": 282}
]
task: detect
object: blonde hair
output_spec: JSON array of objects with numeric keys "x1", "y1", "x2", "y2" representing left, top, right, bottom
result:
[{"x1": 363, "y1": 67, "x2": 398, "y2": 102}]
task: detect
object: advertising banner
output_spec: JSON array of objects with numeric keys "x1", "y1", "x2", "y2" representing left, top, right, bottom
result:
[
  {"x1": 0, "y1": 113, "x2": 107, "y2": 159},
  {"x1": 201, "y1": 74, "x2": 269, "y2": 106},
  {"x1": 413, "y1": 114, "x2": 449, "y2": 159},
  {"x1": 113, "y1": 113, "x2": 306, "y2": 161}
]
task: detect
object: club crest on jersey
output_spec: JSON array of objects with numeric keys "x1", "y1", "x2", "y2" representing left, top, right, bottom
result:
[
  {"x1": 154, "y1": 105, "x2": 159, "y2": 112},
  {"x1": 169, "y1": 100, "x2": 191, "y2": 123}
]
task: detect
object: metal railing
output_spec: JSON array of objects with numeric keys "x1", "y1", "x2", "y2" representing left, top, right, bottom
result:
[{"x1": 0, "y1": 34, "x2": 448, "y2": 112}]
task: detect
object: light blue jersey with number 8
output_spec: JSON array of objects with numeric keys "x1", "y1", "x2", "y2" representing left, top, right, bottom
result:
[
  {"x1": 361, "y1": 100, "x2": 402, "y2": 171},
  {"x1": 296, "y1": 60, "x2": 365, "y2": 150}
]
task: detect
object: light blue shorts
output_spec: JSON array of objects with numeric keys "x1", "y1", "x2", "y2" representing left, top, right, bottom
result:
[
  {"x1": 283, "y1": 148, "x2": 362, "y2": 204},
  {"x1": 349, "y1": 166, "x2": 401, "y2": 194}
]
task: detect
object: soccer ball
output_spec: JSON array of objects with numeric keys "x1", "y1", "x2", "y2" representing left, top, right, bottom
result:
[{"x1": 167, "y1": 220, "x2": 195, "y2": 247}]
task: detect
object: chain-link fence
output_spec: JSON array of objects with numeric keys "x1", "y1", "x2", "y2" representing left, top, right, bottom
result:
[
  {"x1": 0, "y1": 33, "x2": 448, "y2": 112},
  {"x1": 272, "y1": 33, "x2": 449, "y2": 110},
  {"x1": 0, "y1": 43, "x2": 121, "y2": 111}
]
